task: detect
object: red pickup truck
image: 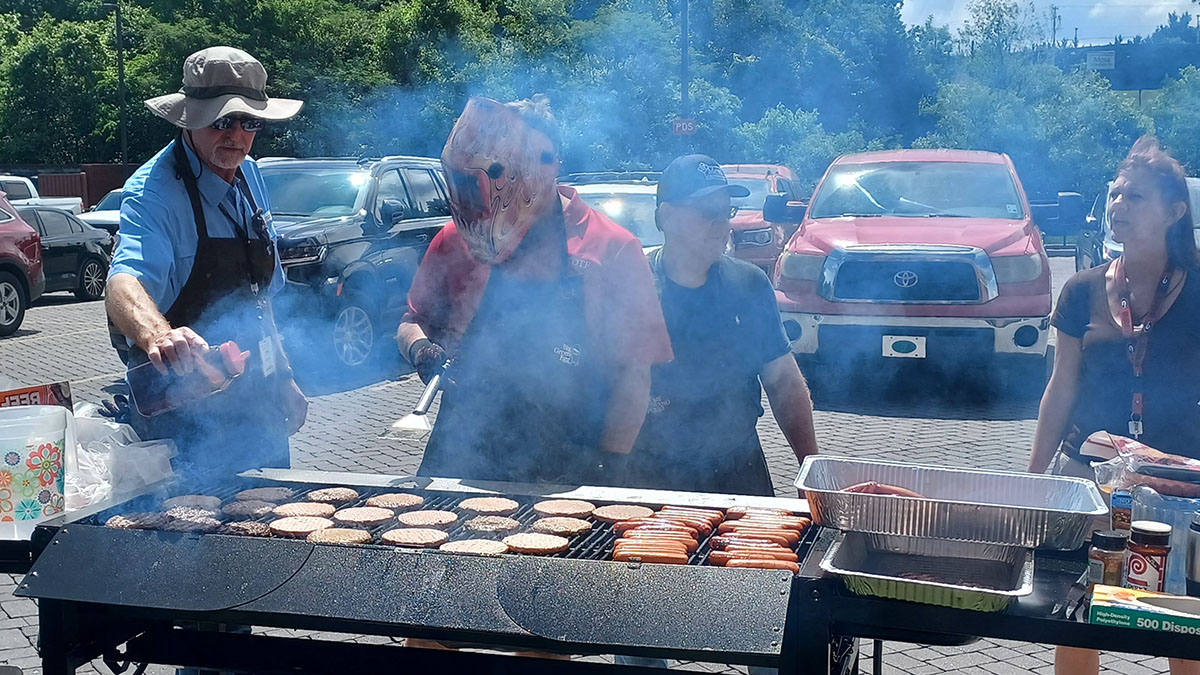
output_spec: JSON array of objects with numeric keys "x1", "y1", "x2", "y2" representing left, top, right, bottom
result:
[
  {"x1": 724, "y1": 164, "x2": 801, "y2": 276},
  {"x1": 769, "y1": 149, "x2": 1051, "y2": 388}
]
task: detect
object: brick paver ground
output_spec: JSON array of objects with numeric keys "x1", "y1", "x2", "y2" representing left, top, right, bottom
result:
[{"x1": 0, "y1": 257, "x2": 1173, "y2": 673}]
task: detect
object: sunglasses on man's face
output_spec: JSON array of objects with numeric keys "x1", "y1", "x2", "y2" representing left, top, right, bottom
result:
[{"x1": 209, "y1": 116, "x2": 266, "y2": 133}]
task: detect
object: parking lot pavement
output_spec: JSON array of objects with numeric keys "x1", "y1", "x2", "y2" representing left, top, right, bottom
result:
[{"x1": 0, "y1": 257, "x2": 1168, "y2": 674}]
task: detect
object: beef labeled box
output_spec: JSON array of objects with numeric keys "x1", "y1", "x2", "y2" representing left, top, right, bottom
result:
[
  {"x1": 0, "y1": 381, "x2": 73, "y2": 410},
  {"x1": 1089, "y1": 584, "x2": 1200, "y2": 636}
]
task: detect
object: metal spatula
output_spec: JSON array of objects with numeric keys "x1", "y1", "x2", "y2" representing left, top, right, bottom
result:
[{"x1": 382, "y1": 361, "x2": 448, "y2": 438}]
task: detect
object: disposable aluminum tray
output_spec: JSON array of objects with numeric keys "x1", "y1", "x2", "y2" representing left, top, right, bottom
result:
[
  {"x1": 796, "y1": 456, "x2": 1107, "y2": 549},
  {"x1": 819, "y1": 531, "x2": 1034, "y2": 612}
]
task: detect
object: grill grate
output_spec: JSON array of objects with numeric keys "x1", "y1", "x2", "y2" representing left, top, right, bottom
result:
[{"x1": 85, "y1": 481, "x2": 814, "y2": 566}]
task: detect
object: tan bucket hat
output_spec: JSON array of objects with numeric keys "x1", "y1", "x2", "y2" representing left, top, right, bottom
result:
[{"x1": 144, "y1": 46, "x2": 303, "y2": 130}]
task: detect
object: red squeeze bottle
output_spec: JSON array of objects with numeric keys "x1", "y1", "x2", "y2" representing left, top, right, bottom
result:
[{"x1": 128, "y1": 340, "x2": 251, "y2": 417}]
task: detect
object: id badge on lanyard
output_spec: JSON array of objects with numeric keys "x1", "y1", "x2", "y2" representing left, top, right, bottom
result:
[{"x1": 1116, "y1": 258, "x2": 1173, "y2": 439}]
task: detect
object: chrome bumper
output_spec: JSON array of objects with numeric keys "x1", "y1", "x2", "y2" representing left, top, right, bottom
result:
[{"x1": 781, "y1": 312, "x2": 1050, "y2": 357}]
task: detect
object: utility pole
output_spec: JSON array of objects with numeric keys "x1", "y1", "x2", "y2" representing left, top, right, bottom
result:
[
  {"x1": 104, "y1": 2, "x2": 128, "y2": 173},
  {"x1": 1050, "y1": 4, "x2": 1059, "y2": 46},
  {"x1": 680, "y1": 0, "x2": 689, "y2": 120},
  {"x1": 116, "y1": 0, "x2": 127, "y2": 174},
  {"x1": 1074, "y1": 27, "x2": 1079, "y2": 48}
]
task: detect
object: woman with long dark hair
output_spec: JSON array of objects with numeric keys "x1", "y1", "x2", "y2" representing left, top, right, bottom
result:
[{"x1": 1028, "y1": 136, "x2": 1200, "y2": 675}]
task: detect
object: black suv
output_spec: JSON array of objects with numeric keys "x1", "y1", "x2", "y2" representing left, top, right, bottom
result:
[
  {"x1": 16, "y1": 206, "x2": 112, "y2": 300},
  {"x1": 260, "y1": 156, "x2": 450, "y2": 372}
]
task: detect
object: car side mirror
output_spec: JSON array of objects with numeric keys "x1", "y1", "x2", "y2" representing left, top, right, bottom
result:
[
  {"x1": 764, "y1": 194, "x2": 806, "y2": 224},
  {"x1": 379, "y1": 199, "x2": 405, "y2": 227},
  {"x1": 1057, "y1": 192, "x2": 1085, "y2": 230}
]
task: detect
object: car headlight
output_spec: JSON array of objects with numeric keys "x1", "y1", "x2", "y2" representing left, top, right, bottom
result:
[
  {"x1": 734, "y1": 228, "x2": 774, "y2": 247},
  {"x1": 779, "y1": 252, "x2": 825, "y2": 281},
  {"x1": 279, "y1": 238, "x2": 326, "y2": 265},
  {"x1": 991, "y1": 253, "x2": 1044, "y2": 283}
]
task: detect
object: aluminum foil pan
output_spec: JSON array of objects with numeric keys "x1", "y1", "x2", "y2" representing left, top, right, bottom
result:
[
  {"x1": 796, "y1": 456, "x2": 1107, "y2": 549},
  {"x1": 820, "y1": 531, "x2": 1034, "y2": 612}
]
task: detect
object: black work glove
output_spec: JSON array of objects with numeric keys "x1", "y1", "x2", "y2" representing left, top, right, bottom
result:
[{"x1": 406, "y1": 338, "x2": 447, "y2": 385}]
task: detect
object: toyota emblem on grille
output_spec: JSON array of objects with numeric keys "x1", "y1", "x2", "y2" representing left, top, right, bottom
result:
[{"x1": 893, "y1": 270, "x2": 919, "y2": 288}]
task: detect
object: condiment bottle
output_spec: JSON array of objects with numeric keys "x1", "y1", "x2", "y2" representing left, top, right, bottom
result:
[
  {"x1": 1187, "y1": 512, "x2": 1200, "y2": 598},
  {"x1": 1124, "y1": 520, "x2": 1172, "y2": 592},
  {"x1": 127, "y1": 341, "x2": 249, "y2": 417},
  {"x1": 1110, "y1": 490, "x2": 1132, "y2": 531},
  {"x1": 1087, "y1": 529, "x2": 1128, "y2": 592}
]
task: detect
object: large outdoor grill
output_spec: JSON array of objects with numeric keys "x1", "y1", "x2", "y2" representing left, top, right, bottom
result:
[
  {"x1": 14, "y1": 465, "x2": 1200, "y2": 674},
  {"x1": 17, "y1": 469, "x2": 825, "y2": 675}
]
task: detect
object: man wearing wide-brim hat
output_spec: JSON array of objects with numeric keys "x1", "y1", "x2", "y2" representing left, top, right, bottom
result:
[{"x1": 107, "y1": 46, "x2": 308, "y2": 478}]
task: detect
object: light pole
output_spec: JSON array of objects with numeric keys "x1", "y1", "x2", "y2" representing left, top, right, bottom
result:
[
  {"x1": 680, "y1": 0, "x2": 689, "y2": 120},
  {"x1": 103, "y1": 2, "x2": 127, "y2": 172}
]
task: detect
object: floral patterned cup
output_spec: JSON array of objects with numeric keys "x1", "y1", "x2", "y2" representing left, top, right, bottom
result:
[{"x1": 0, "y1": 405, "x2": 70, "y2": 538}]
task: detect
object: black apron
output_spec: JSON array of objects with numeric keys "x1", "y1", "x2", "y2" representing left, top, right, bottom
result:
[
  {"x1": 128, "y1": 137, "x2": 290, "y2": 480},
  {"x1": 416, "y1": 221, "x2": 609, "y2": 485},
  {"x1": 630, "y1": 249, "x2": 774, "y2": 496}
]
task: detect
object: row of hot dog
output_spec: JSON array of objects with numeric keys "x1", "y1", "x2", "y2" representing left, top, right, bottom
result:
[{"x1": 610, "y1": 505, "x2": 812, "y2": 573}]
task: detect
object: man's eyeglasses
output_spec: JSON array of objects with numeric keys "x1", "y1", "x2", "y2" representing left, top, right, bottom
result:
[
  {"x1": 686, "y1": 204, "x2": 739, "y2": 225},
  {"x1": 210, "y1": 116, "x2": 266, "y2": 133}
]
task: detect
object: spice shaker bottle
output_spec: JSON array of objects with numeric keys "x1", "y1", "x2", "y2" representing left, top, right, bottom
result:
[
  {"x1": 127, "y1": 341, "x2": 249, "y2": 417},
  {"x1": 1188, "y1": 512, "x2": 1200, "y2": 598},
  {"x1": 1088, "y1": 530, "x2": 1128, "y2": 593},
  {"x1": 1125, "y1": 520, "x2": 1172, "y2": 592}
]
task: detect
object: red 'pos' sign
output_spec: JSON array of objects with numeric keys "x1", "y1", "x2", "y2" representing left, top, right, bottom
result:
[{"x1": 672, "y1": 118, "x2": 697, "y2": 136}]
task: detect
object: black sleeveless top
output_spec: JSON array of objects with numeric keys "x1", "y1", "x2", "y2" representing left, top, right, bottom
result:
[{"x1": 1052, "y1": 261, "x2": 1200, "y2": 459}]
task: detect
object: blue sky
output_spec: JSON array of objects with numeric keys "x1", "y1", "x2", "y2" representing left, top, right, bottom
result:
[{"x1": 900, "y1": 1, "x2": 1200, "y2": 45}]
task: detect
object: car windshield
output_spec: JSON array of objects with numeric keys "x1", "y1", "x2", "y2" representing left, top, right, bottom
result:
[
  {"x1": 577, "y1": 191, "x2": 663, "y2": 247},
  {"x1": 810, "y1": 162, "x2": 1024, "y2": 220},
  {"x1": 261, "y1": 168, "x2": 369, "y2": 217},
  {"x1": 729, "y1": 178, "x2": 772, "y2": 211},
  {"x1": 94, "y1": 191, "x2": 122, "y2": 211}
]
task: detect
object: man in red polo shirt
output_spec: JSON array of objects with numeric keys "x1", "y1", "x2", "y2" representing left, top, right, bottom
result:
[{"x1": 396, "y1": 95, "x2": 672, "y2": 485}]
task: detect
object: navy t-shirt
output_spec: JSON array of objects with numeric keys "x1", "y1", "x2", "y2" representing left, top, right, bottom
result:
[
  {"x1": 1052, "y1": 262, "x2": 1200, "y2": 459},
  {"x1": 634, "y1": 255, "x2": 791, "y2": 472}
]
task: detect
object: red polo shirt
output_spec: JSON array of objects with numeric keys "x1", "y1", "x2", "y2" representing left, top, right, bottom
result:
[{"x1": 406, "y1": 186, "x2": 673, "y2": 368}]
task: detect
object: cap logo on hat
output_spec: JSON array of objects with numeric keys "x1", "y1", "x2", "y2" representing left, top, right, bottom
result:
[{"x1": 697, "y1": 163, "x2": 727, "y2": 182}]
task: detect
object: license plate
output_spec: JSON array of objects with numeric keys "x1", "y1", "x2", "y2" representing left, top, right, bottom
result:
[{"x1": 882, "y1": 335, "x2": 926, "y2": 358}]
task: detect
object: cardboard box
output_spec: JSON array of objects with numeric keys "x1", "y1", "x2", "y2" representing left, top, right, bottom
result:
[
  {"x1": 0, "y1": 382, "x2": 73, "y2": 410},
  {"x1": 1090, "y1": 584, "x2": 1200, "y2": 636}
]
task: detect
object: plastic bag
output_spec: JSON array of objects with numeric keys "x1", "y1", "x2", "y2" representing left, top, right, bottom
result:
[
  {"x1": 1131, "y1": 485, "x2": 1200, "y2": 595},
  {"x1": 1091, "y1": 432, "x2": 1200, "y2": 499},
  {"x1": 65, "y1": 402, "x2": 176, "y2": 511}
]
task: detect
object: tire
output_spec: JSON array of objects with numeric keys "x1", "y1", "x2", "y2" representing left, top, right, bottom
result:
[
  {"x1": 0, "y1": 271, "x2": 27, "y2": 337},
  {"x1": 75, "y1": 256, "x2": 107, "y2": 300},
  {"x1": 331, "y1": 291, "x2": 379, "y2": 369}
]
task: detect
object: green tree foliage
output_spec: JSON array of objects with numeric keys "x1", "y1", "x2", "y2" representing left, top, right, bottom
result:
[
  {"x1": 0, "y1": 0, "x2": 1190, "y2": 204},
  {"x1": 1150, "y1": 65, "x2": 1200, "y2": 172}
]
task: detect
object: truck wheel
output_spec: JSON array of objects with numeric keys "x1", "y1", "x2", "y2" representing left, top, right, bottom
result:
[
  {"x1": 0, "y1": 271, "x2": 27, "y2": 337},
  {"x1": 331, "y1": 291, "x2": 378, "y2": 369},
  {"x1": 75, "y1": 256, "x2": 107, "y2": 300}
]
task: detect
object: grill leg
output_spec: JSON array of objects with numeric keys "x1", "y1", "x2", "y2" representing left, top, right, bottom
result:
[{"x1": 872, "y1": 640, "x2": 883, "y2": 675}]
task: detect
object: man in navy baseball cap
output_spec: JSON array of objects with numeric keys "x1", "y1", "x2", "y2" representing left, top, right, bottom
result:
[
  {"x1": 656, "y1": 153, "x2": 750, "y2": 206},
  {"x1": 634, "y1": 153, "x2": 819, "y2": 496}
]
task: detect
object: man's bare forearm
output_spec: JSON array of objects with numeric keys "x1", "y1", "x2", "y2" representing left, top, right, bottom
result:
[
  {"x1": 600, "y1": 364, "x2": 651, "y2": 455},
  {"x1": 395, "y1": 319, "x2": 429, "y2": 361},
  {"x1": 762, "y1": 355, "x2": 819, "y2": 462},
  {"x1": 106, "y1": 273, "x2": 171, "y2": 351}
]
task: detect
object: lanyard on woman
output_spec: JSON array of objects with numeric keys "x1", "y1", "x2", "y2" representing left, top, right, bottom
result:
[{"x1": 1114, "y1": 256, "x2": 1174, "y2": 438}]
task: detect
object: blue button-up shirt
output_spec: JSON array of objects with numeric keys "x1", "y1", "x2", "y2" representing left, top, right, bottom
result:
[{"x1": 109, "y1": 138, "x2": 284, "y2": 313}]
